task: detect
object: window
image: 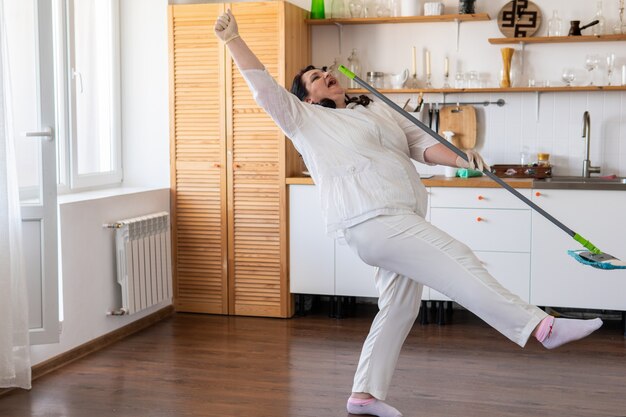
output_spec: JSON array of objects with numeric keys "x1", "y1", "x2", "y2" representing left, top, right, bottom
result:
[{"x1": 62, "y1": 0, "x2": 122, "y2": 190}]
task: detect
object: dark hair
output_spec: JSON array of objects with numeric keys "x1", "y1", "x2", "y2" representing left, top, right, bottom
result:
[{"x1": 290, "y1": 65, "x2": 371, "y2": 109}]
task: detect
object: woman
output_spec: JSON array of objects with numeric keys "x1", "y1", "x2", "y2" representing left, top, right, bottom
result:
[{"x1": 215, "y1": 11, "x2": 602, "y2": 417}]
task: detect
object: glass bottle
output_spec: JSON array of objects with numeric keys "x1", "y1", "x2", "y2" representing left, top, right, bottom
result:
[
  {"x1": 347, "y1": 49, "x2": 361, "y2": 89},
  {"x1": 547, "y1": 10, "x2": 562, "y2": 36},
  {"x1": 310, "y1": 0, "x2": 325, "y2": 19},
  {"x1": 592, "y1": 1, "x2": 605, "y2": 35}
]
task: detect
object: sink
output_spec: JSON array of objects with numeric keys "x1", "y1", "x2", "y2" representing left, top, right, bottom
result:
[
  {"x1": 535, "y1": 176, "x2": 626, "y2": 190},
  {"x1": 542, "y1": 176, "x2": 626, "y2": 184}
]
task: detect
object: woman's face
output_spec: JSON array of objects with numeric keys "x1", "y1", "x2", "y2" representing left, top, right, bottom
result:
[{"x1": 301, "y1": 69, "x2": 346, "y2": 108}]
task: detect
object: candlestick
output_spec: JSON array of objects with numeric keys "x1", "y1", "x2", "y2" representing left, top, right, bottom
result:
[
  {"x1": 412, "y1": 46, "x2": 416, "y2": 76},
  {"x1": 444, "y1": 57, "x2": 449, "y2": 76},
  {"x1": 425, "y1": 50, "x2": 431, "y2": 76}
]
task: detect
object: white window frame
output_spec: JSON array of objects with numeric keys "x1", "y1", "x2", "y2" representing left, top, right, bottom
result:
[{"x1": 62, "y1": 0, "x2": 122, "y2": 191}]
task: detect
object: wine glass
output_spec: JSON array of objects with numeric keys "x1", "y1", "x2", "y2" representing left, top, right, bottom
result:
[
  {"x1": 561, "y1": 68, "x2": 575, "y2": 87},
  {"x1": 606, "y1": 53, "x2": 616, "y2": 85},
  {"x1": 585, "y1": 55, "x2": 600, "y2": 85}
]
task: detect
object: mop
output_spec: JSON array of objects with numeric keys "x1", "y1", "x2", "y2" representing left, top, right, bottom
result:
[{"x1": 338, "y1": 65, "x2": 625, "y2": 270}]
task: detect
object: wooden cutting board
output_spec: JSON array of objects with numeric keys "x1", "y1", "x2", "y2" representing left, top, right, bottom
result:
[{"x1": 438, "y1": 105, "x2": 477, "y2": 150}]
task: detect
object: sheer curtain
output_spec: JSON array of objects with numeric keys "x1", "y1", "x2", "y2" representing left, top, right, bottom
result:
[{"x1": 0, "y1": 0, "x2": 32, "y2": 389}]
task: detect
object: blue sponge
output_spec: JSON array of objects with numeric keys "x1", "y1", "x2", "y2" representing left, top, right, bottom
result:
[{"x1": 568, "y1": 250, "x2": 626, "y2": 270}]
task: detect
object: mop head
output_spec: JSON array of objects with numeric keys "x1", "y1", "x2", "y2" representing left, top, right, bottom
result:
[{"x1": 568, "y1": 250, "x2": 626, "y2": 270}]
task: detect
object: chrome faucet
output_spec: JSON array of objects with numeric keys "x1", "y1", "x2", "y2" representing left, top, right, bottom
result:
[{"x1": 582, "y1": 111, "x2": 601, "y2": 178}]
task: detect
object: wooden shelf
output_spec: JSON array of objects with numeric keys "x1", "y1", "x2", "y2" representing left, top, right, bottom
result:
[
  {"x1": 346, "y1": 86, "x2": 626, "y2": 94},
  {"x1": 488, "y1": 34, "x2": 626, "y2": 44},
  {"x1": 305, "y1": 13, "x2": 490, "y2": 25}
]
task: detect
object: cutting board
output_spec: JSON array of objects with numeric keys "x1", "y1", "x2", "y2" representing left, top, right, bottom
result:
[{"x1": 438, "y1": 105, "x2": 477, "y2": 150}]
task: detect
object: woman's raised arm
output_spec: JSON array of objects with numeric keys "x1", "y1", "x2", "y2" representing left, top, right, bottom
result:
[{"x1": 214, "y1": 10, "x2": 263, "y2": 71}]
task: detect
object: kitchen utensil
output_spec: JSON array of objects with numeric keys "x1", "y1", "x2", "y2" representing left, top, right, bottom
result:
[
  {"x1": 438, "y1": 105, "x2": 477, "y2": 149},
  {"x1": 433, "y1": 104, "x2": 440, "y2": 133},
  {"x1": 338, "y1": 64, "x2": 626, "y2": 270},
  {"x1": 568, "y1": 19, "x2": 599, "y2": 36},
  {"x1": 427, "y1": 103, "x2": 433, "y2": 128}
]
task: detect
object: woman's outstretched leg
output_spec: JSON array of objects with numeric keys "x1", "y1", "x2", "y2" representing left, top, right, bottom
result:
[{"x1": 344, "y1": 214, "x2": 602, "y2": 348}]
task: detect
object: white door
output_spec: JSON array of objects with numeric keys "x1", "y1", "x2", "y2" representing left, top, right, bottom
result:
[{"x1": 6, "y1": 0, "x2": 59, "y2": 344}]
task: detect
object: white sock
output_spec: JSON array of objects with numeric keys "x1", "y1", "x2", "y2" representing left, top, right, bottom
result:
[
  {"x1": 347, "y1": 397, "x2": 402, "y2": 417},
  {"x1": 541, "y1": 317, "x2": 603, "y2": 349}
]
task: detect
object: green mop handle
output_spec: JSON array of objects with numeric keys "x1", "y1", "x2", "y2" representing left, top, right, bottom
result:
[{"x1": 338, "y1": 65, "x2": 602, "y2": 255}]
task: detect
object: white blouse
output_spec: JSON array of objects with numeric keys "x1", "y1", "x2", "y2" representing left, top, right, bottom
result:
[{"x1": 242, "y1": 69, "x2": 439, "y2": 238}]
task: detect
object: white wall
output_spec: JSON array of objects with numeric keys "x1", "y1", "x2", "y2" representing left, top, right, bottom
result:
[
  {"x1": 31, "y1": 189, "x2": 170, "y2": 365},
  {"x1": 120, "y1": 0, "x2": 170, "y2": 188},
  {"x1": 312, "y1": 0, "x2": 626, "y2": 177}
]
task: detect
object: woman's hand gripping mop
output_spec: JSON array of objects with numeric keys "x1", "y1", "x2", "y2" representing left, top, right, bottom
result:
[{"x1": 338, "y1": 65, "x2": 625, "y2": 270}]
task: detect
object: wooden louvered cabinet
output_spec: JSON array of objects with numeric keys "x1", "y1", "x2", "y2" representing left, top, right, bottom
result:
[{"x1": 168, "y1": 2, "x2": 309, "y2": 317}]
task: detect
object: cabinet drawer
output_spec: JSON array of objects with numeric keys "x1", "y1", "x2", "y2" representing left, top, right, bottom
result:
[
  {"x1": 430, "y1": 187, "x2": 532, "y2": 209},
  {"x1": 429, "y1": 251, "x2": 530, "y2": 302},
  {"x1": 430, "y1": 208, "x2": 531, "y2": 252}
]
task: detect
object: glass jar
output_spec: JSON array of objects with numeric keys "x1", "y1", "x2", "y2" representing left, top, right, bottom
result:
[{"x1": 366, "y1": 71, "x2": 385, "y2": 89}]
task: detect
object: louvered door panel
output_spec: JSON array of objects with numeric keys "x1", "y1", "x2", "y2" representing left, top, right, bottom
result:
[
  {"x1": 169, "y1": 4, "x2": 228, "y2": 314},
  {"x1": 227, "y1": 2, "x2": 285, "y2": 317}
]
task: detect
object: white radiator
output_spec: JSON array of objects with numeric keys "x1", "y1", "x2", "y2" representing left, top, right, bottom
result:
[{"x1": 109, "y1": 212, "x2": 172, "y2": 315}]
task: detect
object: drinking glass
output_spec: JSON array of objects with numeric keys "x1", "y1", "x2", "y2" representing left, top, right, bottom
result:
[
  {"x1": 585, "y1": 55, "x2": 600, "y2": 85},
  {"x1": 561, "y1": 68, "x2": 575, "y2": 86},
  {"x1": 331, "y1": 0, "x2": 348, "y2": 18},
  {"x1": 348, "y1": 0, "x2": 364, "y2": 17},
  {"x1": 606, "y1": 53, "x2": 616, "y2": 85}
]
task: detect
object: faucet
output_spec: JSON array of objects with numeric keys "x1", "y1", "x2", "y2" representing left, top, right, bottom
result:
[{"x1": 582, "y1": 111, "x2": 601, "y2": 178}]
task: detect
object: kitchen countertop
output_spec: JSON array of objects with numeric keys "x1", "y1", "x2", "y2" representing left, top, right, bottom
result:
[
  {"x1": 286, "y1": 175, "x2": 533, "y2": 188},
  {"x1": 286, "y1": 175, "x2": 626, "y2": 190}
]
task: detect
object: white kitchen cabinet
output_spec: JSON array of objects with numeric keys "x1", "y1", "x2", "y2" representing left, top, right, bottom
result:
[
  {"x1": 289, "y1": 185, "x2": 334, "y2": 295},
  {"x1": 289, "y1": 184, "x2": 427, "y2": 299},
  {"x1": 428, "y1": 187, "x2": 532, "y2": 302},
  {"x1": 530, "y1": 189, "x2": 626, "y2": 310}
]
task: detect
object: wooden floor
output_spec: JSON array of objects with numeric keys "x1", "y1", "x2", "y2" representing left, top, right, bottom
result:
[{"x1": 1, "y1": 305, "x2": 626, "y2": 417}]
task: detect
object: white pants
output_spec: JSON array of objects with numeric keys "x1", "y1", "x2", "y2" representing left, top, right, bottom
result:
[{"x1": 344, "y1": 214, "x2": 547, "y2": 400}]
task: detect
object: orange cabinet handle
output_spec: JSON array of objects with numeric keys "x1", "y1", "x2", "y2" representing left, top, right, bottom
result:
[
  {"x1": 476, "y1": 217, "x2": 483, "y2": 222},
  {"x1": 535, "y1": 192, "x2": 541, "y2": 197},
  {"x1": 213, "y1": 163, "x2": 221, "y2": 168},
  {"x1": 235, "y1": 163, "x2": 241, "y2": 168},
  {"x1": 477, "y1": 195, "x2": 484, "y2": 200}
]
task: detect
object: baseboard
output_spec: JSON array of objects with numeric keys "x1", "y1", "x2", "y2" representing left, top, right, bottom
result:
[{"x1": 32, "y1": 305, "x2": 175, "y2": 381}]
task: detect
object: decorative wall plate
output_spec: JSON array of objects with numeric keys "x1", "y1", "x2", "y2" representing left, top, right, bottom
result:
[{"x1": 497, "y1": 0, "x2": 542, "y2": 38}]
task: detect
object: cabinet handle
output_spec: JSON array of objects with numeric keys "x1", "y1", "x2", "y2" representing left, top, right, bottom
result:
[
  {"x1": 235, "y1": 163, "x2": 242, "y2": 168},
  {"x1": 213, "y1": 163, "x2": 221, "y2": 168},
  {"x1": 477, "y1": 195, "x2": 484, "y2": 200},
  {"x1": 476, "y1": 217, "x2": 483, "y2": 222},
  {"x1": 535, "y1": 192, "x2": 541, "y2": 197}
]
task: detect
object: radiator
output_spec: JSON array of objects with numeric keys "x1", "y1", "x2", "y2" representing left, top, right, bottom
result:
[{"x1": 110, "y1": 212, "x2": 172, "y2": 315}]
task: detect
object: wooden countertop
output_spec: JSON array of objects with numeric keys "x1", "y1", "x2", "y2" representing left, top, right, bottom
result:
[{"x1": 286, "y1": 175, "x2": 534, "y2": 189}]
